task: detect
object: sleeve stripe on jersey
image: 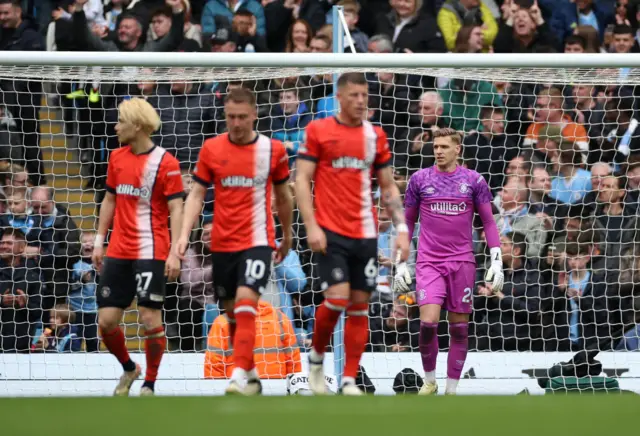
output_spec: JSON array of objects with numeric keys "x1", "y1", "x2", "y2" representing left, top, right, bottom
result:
[
  {"x1": 167, "y1": 191, "x2": 186, "y2": 201},
  {"x1": 274, "y1": 176, "x2": 289, "y2": 185},
  {"x1": 105, "y1": 184, "x2": 116, "y2": 194},
  {"x1": 297, "y1": 154, "x2": 318, "y2": 163},
  {"x1": 374, "y1": 158, "x2": 393, "y2": 170},
  {"x1": 192, "y1": 174, "x2": 210, "y2": 187}
]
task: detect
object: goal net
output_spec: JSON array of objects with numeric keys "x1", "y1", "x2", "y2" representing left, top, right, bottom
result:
[{"x1": 1, "y1": 52, "x2": 640, "y2": 396}]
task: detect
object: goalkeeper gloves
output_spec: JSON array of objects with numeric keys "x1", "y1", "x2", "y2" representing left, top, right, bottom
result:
[
  {"x1": 393, "y1": 262, "x2": 412, "y2": 294},
  {"x1": 484, "y1": 247, "x2": 504, "y2": 293}
]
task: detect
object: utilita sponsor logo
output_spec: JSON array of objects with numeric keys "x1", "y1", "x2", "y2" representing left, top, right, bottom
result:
[
  {"x1": 430, "y1": 201, "x2": 467, "y2": 215},
  {"x1": 331, "y1": 157, "x2": 371, "y2": 170},
  {"x1": 116, "y1": 184, "x2": 150, "y2": 199},
  {"x1": 221, "y1": 175, "x2": 266, "y2": 188}
]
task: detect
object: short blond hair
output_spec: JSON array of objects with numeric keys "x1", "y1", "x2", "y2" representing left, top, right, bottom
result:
[
  {"x1": 118, "y1": 98, "x2": 161, "y2": 135},
  {"x1": 433, "y1": 127, "x2": 462, "y2": 145}
]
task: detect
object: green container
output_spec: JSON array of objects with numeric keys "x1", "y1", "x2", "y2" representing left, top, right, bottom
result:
[{"x1": 545, "y1": 376, "x2": 620, "y2": 394}]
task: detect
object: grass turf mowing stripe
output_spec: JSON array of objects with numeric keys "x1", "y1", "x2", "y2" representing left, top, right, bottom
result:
[{"x1": 1, "y1": 395, "x2": 636, "y2": 436}]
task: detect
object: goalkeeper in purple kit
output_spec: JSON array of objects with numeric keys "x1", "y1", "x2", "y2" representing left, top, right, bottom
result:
[{"x1": 393, "y1": 128, "x2": 503, "y2": 395}]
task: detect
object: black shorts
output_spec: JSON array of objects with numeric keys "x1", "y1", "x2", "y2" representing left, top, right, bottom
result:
[
  {"x1": 97, "y1": 257, "x2": 166, "y2": 310},
  {"x1": 318, "y1": 228, "x2": 378, "y2": 293},
  {"x1": 210, "y1": 246, "x2": 273, "y2": 301}
]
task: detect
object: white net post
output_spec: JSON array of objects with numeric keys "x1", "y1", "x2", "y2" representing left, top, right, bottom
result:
[{"x1": 0, "y1": 52, "x2": 640, "y2": 395}]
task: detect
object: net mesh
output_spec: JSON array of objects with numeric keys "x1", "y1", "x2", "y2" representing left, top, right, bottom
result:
[
  {"x1": 1, "y1": 61, "x2": 639, "y2": 396},
  {"x1": 0, "y1": 65, "x2": 636, "y2": 85}
]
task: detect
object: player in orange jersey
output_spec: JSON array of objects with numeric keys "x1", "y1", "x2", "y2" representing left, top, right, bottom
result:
[
  {"x1": 92, "y1": 98, "x2": 184, "y2": 397},
  {"x1": 176, "y1": 87, "x2": 293, "y2": 396},
  {"x1": 296, "y1": 72, "x2": 410, "y2": 395}
]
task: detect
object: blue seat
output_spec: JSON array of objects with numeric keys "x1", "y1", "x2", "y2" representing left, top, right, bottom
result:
[{"x1": 202, "y1": 303, "x2": 221, "y2": 339}]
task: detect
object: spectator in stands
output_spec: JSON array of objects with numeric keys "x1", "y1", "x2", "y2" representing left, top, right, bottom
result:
[
  {"x1": 528, "y1": 165, "x2": 567, "y2": 223},
  {"x1": 263, "y1": 0, "x2": 325, "y2": 52},
  {"x1": 452, "y1": 24, "x2": 484, "y2": 54},
  {"x1": 602, "y1": 96, "x2": 640, "y2": 165},
  {"x1": 439, "y1": 75, "x2": 503, "y2": 132},
  {"x1": 571, "y1": 83, "x2": 606, "y2": 155},
  {"x1": 367, "y1": 71, "x2": 411, "y2": 140},
  {"x1": 260, "y1": 86, "x2": 312, "y2": 167},
  {"x1": 381, "y1": 293, "x2": 419, "y2": 352},
  {"x1": 582, "y1": 161, "x2": 611, "y2": 207},
  {"x1": 179, "y1": 221, "x2": 214, "y2": 351},
  {"x1": 0, "y1": 0, "x2": 45, "y2": 186},
  {"x1": 204, "y1": 300, "x2": 301, "y2": 379},
  {"x1": 564, "y1": 33, "x2": 588, "y2": 52},
  {"x1": 550, "y1": 141, "x2": 592, "y2": 204},
  {"x1": 73, "y1": 0, "x2": 185, "y2": 52},
  {"x1": 284, "y1": 18, "x2": 312, "y2": 52},
  {"x1": 463, "y1": 105, "x2": 519, "y2": 192},
  {"x1": 375, "y1": 0, "x2": 446, "y2": 54},
  {"x1": 474, "y1": 231, "x2": 543, "y2": 351},
  {"x1": 437, "y1": 0, "x2": 498, "y2": 52},
  {"x1": 552, "y1": 241, "x2": 612, "y2": 350},
  {"x1": 66, "y1": 230, "x2": 99, "y2": 351},
  {"x1": 494, "y1": 0, "x2": 559, "y2": 53},
  {"x1": 150, "y1": 75, "x2": 216, "y2": 166},
  {"x1": 594, "y1": 173, "x2": 640, "y2": 265},
  {"x1": 367, "y1": 33, "x2": 393, "y2": 53},
  {"x1": 202, "y1": 0, "x2": 265, "y2": 37},
  {"x1": 104, "y1": 0, "x2": 126, "y2": 31},
  {"x1": 32, "y1": 304, "x2": 81, "y2": 352},
  {"x1": 627, "y1": 156, "x2": 640, "y2": 206},
  {"x1": 30, "y1": 185, "x2": 81, "y2": 302},
  {"x1": 494, "y1": 175, "x2": 546, "y2": 258},
  {"x1": 552, "y1": 0, "x2": 614, "y2": 43},
  {"x1": 524, "y1": 87, "x2": 589, "y2": 154},
  {"x1": 574, "y1": 25, "x2": 605, "y2": 53},
  {"x1": 612, "y1": 24, "x2": 636, "y2": 53},
  {"x1": 0, "y1": 228, "x2": 42, "y2": 352},
  {"x1": 232, "y1": 9, "x2": 267, "y2": 52},
  {"x1": 531, "y1": 124, "x2": 561, "y2": 173},
  {"x1": 209, "y1": 26, "x2": 239, "y2": 52},
  {"x1": 505, "y1": 154, "x2": 532, "y2": 182},
  {"x1": 0, "y1": 190, "x2": 35, "y2": 239},
  {"x1": 338, "y1": 0, "x2": 368, "y2": 53},
  {"x1": 150, "y1": 2, "x2": 202, "y2": 46}
]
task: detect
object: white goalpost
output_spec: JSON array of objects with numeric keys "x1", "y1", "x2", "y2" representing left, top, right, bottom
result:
[{"x1": 1, "y1": 42, "x2": 640, "y2": 396}]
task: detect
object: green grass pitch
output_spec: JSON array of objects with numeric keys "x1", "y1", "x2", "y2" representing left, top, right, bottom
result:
[{"x1": 2, "y1": 395, "x2": 637, "y2": 436}]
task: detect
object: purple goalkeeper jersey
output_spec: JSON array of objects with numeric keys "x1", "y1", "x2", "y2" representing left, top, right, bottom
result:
[{"x1": 404, "y1": 165, "x2": 494, "y2": 264}]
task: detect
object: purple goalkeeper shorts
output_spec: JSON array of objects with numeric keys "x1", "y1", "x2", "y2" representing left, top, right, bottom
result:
[{"x1": 416, "y1": 261, "x2": 476, "y2": 314}]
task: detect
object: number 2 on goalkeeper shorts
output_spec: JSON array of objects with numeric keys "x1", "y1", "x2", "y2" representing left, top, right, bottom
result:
[{"x1": 461, "y1": 287, "x2": 472, "y2": 303}]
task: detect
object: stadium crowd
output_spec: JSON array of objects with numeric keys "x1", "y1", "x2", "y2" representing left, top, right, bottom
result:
[{"x1": 0, "y1": 0, "x2": 640, "y2": 363}]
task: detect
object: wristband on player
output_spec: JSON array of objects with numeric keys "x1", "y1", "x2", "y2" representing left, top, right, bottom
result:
[
  {"x1": 489, "y1": 247, "x2": 502, "y2": 264},
  {"x1": 94, "y1": 234, "x2": 105, "y2": 247},
  {"x1": 396, "y1": 223, "x2": 409, "y2": 234}
]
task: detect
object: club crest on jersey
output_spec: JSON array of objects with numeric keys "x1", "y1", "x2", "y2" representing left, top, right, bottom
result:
[
  {"x1": 458, "y1": 183, "x2": 470, "y2": 194},
  {"x1": 430, "y1": 201, "x2": 467, "y2": 215},
  {"x1": 116, "y1": 184, "x2": 151, "y2": 200},
  {"x1": 221, "y1": 175, "x2": 267, "y2": 188},
  {"x1": 331, "y1": 156, "x2": 372, "y2": 170}
]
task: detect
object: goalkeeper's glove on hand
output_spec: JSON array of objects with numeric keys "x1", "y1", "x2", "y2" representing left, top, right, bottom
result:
[
  {"x1": 484, "y1": 247, "x2": 504, "y2": 293},
  {"x1": 393, "y1": 262, "x2": 412, "y2": 294}
]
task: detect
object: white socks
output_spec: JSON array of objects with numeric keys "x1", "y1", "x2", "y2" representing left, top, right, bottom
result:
[
  {"x1": 231, "y1": 367, "x2": 259, "y2": 383},
  {"x1": 425, "y1": 371, "x2": 436, "y2": 384},
  {"x1": 446, "y1": 378, "x2": 459, "y2": 393},
  {"x1": 341, "y1": 376, "x2": 356, "y2": 387},
  {"x1": 230, "y1": 367, "x2": 246, "y2": 383}
]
